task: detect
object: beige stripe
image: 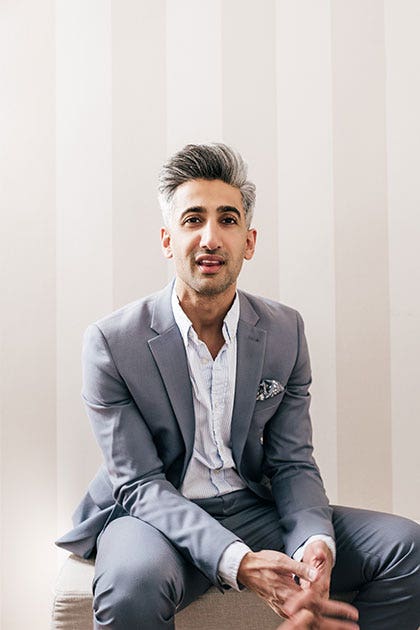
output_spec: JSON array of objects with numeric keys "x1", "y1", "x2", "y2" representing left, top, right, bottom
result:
[
  {"x1": 0, "y1": 1, "x2": 57, "y2": 627},
  {"x1": 112, "y1": 0, "x2": 167, "y2": 305},
  {"x1": 276, "y1": 0, "x2": 337, "y2": 501},
  {"x1": 222, "y1": 0, "x2": 279, "y2": 302}
]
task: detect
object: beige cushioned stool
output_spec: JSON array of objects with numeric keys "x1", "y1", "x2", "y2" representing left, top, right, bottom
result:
[{"x1": 51, "y1": 554, "x2": 284, "y2": 629}]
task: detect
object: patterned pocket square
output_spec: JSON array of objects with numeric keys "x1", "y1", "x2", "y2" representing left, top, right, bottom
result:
[{"x1": 256, "y1": 379, "x2": 285, "y2": 401}]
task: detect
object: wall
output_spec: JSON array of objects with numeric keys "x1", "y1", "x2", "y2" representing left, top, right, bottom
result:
[{"x1": 1, "y1": 1, "x2": 419, "y2": 628}]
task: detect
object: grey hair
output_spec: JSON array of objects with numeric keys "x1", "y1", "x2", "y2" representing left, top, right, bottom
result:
[{"x1": 158, "y1": 143, "x2": 256, "y2": 228}]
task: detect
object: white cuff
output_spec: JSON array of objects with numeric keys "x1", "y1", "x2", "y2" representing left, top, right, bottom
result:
[
  {"x1": 217, "y1": 541, "x2": 251, "y2": 590},
  {"x1": 293, "y1": 535, "x2": 336, "y2": 565}
]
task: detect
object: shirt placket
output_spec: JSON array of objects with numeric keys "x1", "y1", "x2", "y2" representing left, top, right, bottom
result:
[
  {"x1": 192, "y1": 338, "x2": 221, "y2": 470},
  {"x1": 209, "y1": 346, "x2": 233, "y2": 494}
]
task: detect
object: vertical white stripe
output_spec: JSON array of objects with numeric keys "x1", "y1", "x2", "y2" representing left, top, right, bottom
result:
[
  {"x1": 332, "y1": 0, "x2": 392, "y2": 510},
  {"x1": 276, "y1": 0, "x2": 337, "y2": 501},
  {"x1": 385, "y1": 0, "x2": 420, "y2": 520},
  {"x1": 56, "y1": 0, "x2": 113, "y2": 538},
  {"x1": 165, "y1": 0, "x2": 223, "y2": 153},
  {"x1": 0, "y1": 1, "x2": 56, "y2": 627}
]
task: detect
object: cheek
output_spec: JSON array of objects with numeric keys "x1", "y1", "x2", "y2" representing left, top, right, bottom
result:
[
  {"x1": 233, "y1": 240, "x2": 249, "y2": 262},
  {"x1": 171, "y1": 240, "x2": 195, "y2": 264}
]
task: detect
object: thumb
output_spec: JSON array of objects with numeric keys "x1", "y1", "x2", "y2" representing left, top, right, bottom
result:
[
  {"x1": 291, "y1": 560, "x2": 318, "y2": 583},
  {"x1": 274, "y1": 556, "x2": 318, "y2": 583}
]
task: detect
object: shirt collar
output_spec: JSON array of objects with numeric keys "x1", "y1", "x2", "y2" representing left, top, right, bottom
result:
[{"x1": 171, "y1": 286, "x2": 240, "y2": 348}]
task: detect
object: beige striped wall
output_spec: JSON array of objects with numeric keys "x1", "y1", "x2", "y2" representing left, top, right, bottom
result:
[{"x1": 1, "y1": 1, "x2": 419, "y2": 628}]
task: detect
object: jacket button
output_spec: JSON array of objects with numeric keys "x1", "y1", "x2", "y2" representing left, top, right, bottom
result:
[{"x1": 259, "y1": 435, "x2": 264, "y2": 445}]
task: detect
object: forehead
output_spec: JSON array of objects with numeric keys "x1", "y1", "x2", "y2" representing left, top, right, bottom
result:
[{"x1": 172, "y1": 178, "x2": 244, "y2": 215}]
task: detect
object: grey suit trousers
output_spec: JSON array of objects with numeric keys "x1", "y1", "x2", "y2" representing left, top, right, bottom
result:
[{"x1": 92, "y1": 489, "x2": 420, "y2": 630}]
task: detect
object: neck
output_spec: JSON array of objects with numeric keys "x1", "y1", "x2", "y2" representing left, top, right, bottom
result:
[{"x1": 175, "y1": 279, "x2": 236, "y2": 356}]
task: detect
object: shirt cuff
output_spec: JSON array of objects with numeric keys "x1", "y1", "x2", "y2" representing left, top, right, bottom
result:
[
  {"x1": 217, "y1": 541, "x2": 251, "y2": 590},
  {"x1": 293, "y1": 534, "x2": 336, "y2": 565}
]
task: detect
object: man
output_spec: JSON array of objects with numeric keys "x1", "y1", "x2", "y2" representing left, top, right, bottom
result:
[{"x1": 56, "y1": 143, "x2": 420, "y2": 629}]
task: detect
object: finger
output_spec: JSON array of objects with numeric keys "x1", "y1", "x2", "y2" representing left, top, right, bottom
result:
[
  {"x1": 320, "y1": 598, "x2": 359, "y2": 622},
  {"x1": 284, "y1": 591, "x2": 358, "y2": 622},
  {"x1": 299, "y1": 578, "x2": 329, "y2": 601},
  {"x1": 299, "y1": 578, "x2": 311, "y2": 591},
  {"x1": 303, "y1": 542, "x2": 334, "y2": 571},
  {"x1": 281, "y1": 608, "x2": 315, "y2": 629},
  {"x1": 301, "y1": 572, "x2": 331, "y2": 599},
  {"x1": 283, "y1": 590, "x2": 318, "y2": 617},
  {"x1": 321, "y1": 619, "x2": 359, "y2": 629},
  {"x1": 281, "y1": 609, "x2": 359, "y2": 630},
  {"x1": 273, "y1": 556, "x2": 318, "y2": 583}
]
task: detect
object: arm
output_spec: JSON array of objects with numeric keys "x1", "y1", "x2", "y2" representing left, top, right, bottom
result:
[
  {"x1": 263, "y1": 311, "x2": 335, "y2": 558},
  {"x1": 82, "y1": 323, "x2": 239, "y2": 585},
  {"x1": 221, "y1": 310, "x2": 339, "y2": 611}
]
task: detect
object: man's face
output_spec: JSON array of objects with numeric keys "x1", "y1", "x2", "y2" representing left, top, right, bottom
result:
[{"x1": 161, "y1": 179, "x2": 256, "y2": 298}]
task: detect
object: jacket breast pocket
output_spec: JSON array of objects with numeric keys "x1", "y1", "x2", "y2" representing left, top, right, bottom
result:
[{"x1": 254, "y1": 390, "x2": 285, "y2": 417}]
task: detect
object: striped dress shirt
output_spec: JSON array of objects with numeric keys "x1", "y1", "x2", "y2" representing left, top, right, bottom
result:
[{"x1": 171, "y1": 289, "x2": 247, "y2": 499}]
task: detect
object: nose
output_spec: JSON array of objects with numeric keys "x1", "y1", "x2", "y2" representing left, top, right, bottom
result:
[{"x1": 199, "y1": 219, "x2": 221, "y2": 250}]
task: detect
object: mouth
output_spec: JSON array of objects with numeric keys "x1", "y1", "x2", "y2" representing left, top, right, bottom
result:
[{"x1": 195, "y1": 254, "x2": 225, "y2": 274}]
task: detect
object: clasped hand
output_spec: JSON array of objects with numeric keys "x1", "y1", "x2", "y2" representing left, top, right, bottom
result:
[{"x1": 237, "y1": 543, "x2": 359, "y2": 629}]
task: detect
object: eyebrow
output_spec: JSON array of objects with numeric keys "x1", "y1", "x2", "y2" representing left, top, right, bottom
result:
[{"x1": 180, "y1": 205, "x2": 242, "y2": 220}]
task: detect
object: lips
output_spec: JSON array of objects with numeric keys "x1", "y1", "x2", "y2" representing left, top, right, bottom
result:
[{"x1": 195, "y1": 254, "x2": 225, "y2": 273}]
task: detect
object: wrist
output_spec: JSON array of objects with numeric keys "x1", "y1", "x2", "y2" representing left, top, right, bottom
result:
[{"x1": 218, "y1": 542, "x2": 251, "y2": 590}]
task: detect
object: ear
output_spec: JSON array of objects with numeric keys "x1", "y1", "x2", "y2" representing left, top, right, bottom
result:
[
  {"x1": 244, "y1": 228, "x2": 257, "y2": 261},
  {"x1": 160, "y1": 227, "x2": 173, "y2": 259}
]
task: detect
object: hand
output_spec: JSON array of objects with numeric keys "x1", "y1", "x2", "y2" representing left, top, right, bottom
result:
[
  {"x1": 300, "y1": 541, "x2": 334, "y2": 599},
  {"x1": 237, "y1": 549, "x2": 318, "y2": 617},
  {"x1": 279, "y1": 590, "x2": 359, "y2": 629}
]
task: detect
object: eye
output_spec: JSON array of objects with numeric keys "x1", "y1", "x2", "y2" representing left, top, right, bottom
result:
[
  {"x1": 183, "y1": 216, "x2": 202, "y2": 225},
  {"x1": 221, "y1": 216, "x2": 238, "y2": 224}
]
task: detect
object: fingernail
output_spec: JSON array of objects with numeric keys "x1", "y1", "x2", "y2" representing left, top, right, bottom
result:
[{"x1": 308, "y1": 568, "x2": 317, "y2": 581}]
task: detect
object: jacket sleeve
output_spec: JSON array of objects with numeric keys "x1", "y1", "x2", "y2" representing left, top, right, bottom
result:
[
  {"x1": 263, "y1": 311, "x2": 335, "y2": 557},
  {"x1": 82, "y1": 323, "x2": 240, "y2": 586}
]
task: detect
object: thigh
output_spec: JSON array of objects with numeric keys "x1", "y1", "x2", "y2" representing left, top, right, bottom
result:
[
  {"x1": 330, "y1": 504, "x2": 418, "y2": 593},
  {"x1": 330, "y1": 505, "x2": 420, "y2": 629},
  {"x1": 94, "y1": 515, "x2": 212, "y2": 613}
]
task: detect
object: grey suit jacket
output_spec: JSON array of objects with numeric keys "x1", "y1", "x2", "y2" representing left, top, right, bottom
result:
[{"x1": 56, "y1": 282, "x2": 334, "y2": 586}]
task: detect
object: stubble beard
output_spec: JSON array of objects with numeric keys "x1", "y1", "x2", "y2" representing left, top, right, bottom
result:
[
  {"x1": 188, "y1": 258, "x2": 243, "y2": 297},
  {"x1": 193, "y1": 278, "x2": 233, "y2": 297}
]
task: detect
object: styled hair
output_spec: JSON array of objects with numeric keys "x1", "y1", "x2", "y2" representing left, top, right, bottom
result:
[{"x1": 158, "y1": 143, "x2": 256, "y2": 227}]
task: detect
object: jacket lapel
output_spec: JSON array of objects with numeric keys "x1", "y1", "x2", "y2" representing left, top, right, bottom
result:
[
  {"x1": 147, "y1": 284, "x2": 267, "y2": 477},
  {"x1": 231, "y1": 292, "x2": 267, "y2": 467},
  {"x1": 147, "y1": 283, "x2": 195, "y2": 473}
]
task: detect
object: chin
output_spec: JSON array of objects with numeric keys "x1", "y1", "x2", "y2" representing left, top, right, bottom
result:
[{"x1": 194, "y1": 280, "x2": 235, "y2": 297}]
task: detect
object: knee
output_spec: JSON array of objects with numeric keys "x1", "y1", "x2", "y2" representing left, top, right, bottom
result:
[
  {"x1": 402, "y1": 518, "x2": 420, "y2": 569},
  {"x1": 93, "y1": 556, "x2": 177, "y2": 628},
  {"x1": 395, "y1": 517, "x2": 420, "y2": 558},
  {"x1": 384, "y1": 517, "x2": 420, "y2": 579}
]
